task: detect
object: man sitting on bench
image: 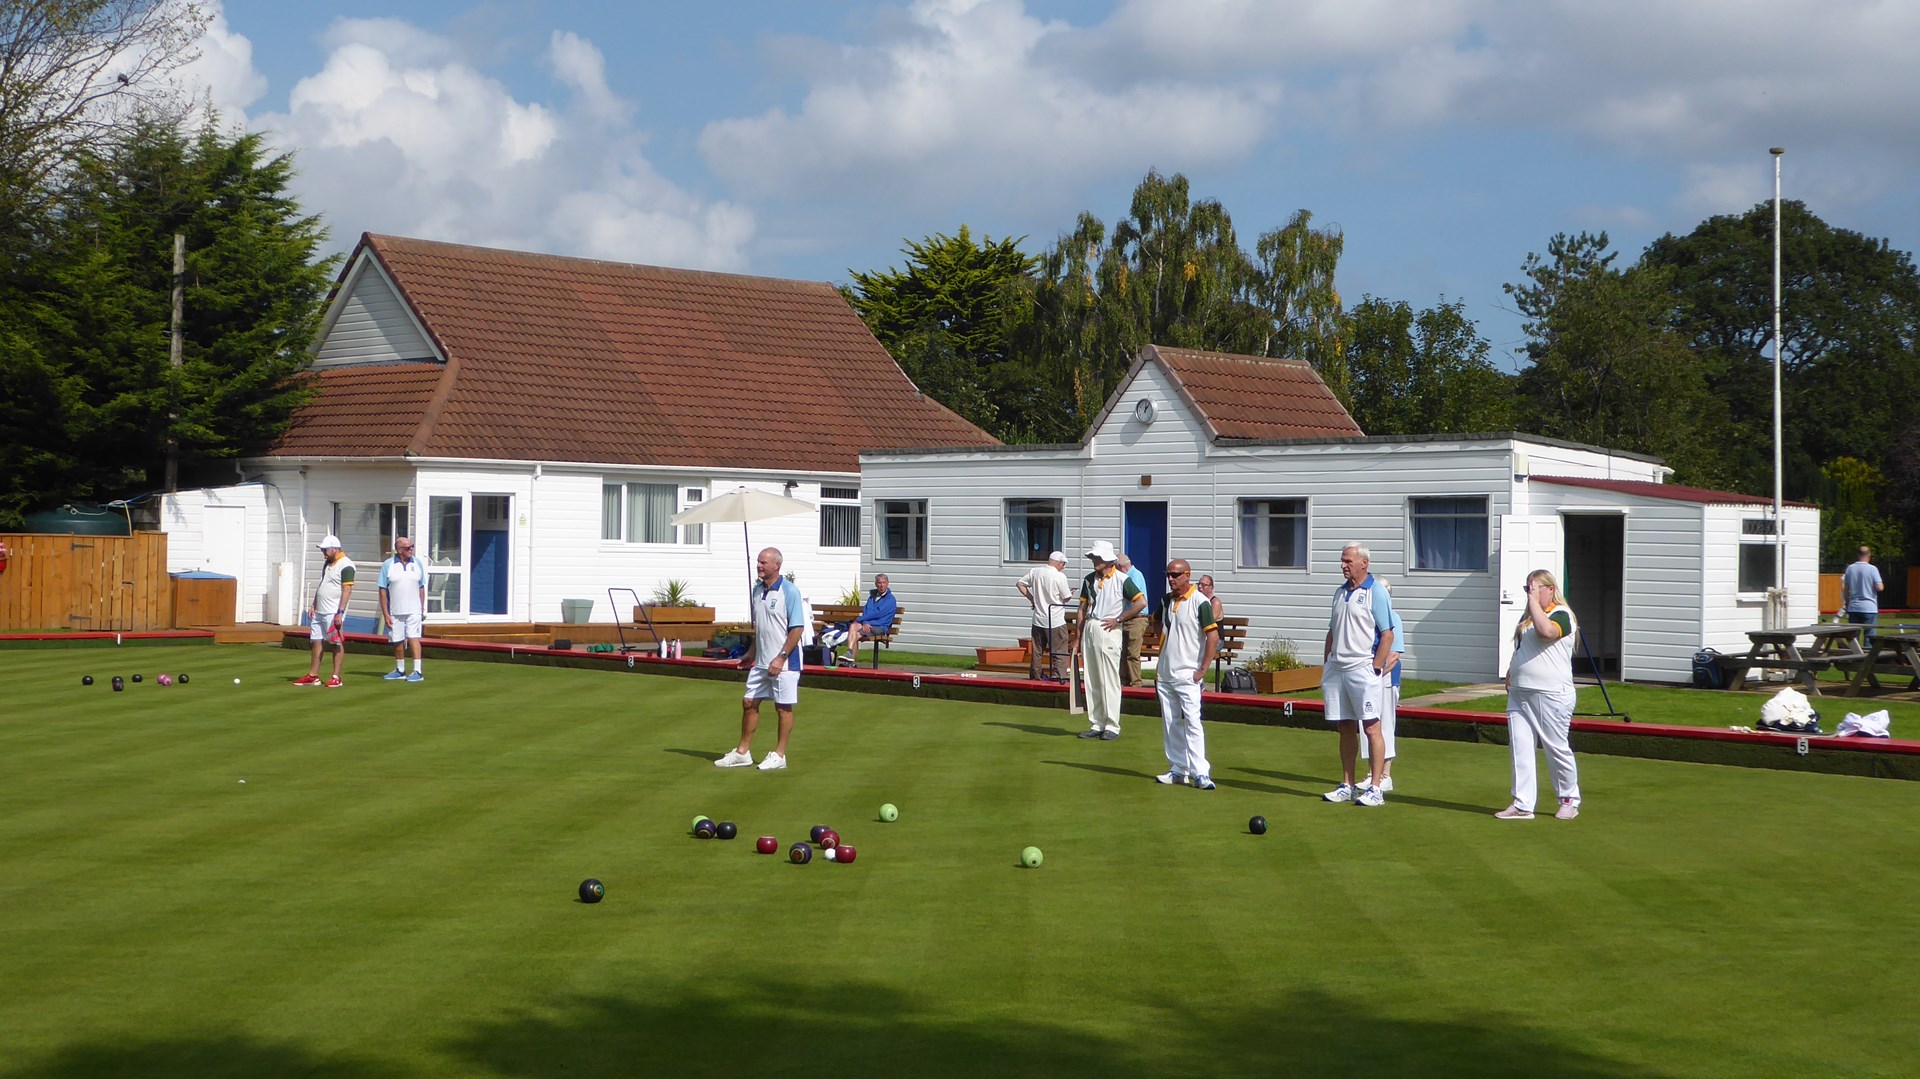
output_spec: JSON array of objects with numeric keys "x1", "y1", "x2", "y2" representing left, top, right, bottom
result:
[{"x1": 833, "y1": 574, "x2": 897, "y2": 667}]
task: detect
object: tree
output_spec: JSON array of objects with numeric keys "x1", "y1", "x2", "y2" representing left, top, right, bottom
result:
[
  {"x1": 1641, "y1": 200, "x2": 1920, "y2": 502},
  {"x1": 1345, "y1": 296, "x2": 1515, "y2": 436},
  {"x1": 843, "y1": 227, "x2": 1038, "y2": 439},
  {"x1": 1253, "y1": 209, "x2": 1348, "y2": 401},
  {"x1": 0, "y1": 0, "x2": 207, "y2": 237},
  {"x1": 1506, "y1": 232, "x2": 1731, "y2": 484},
  {"x1": 0, "y1": 117, "x2": 336, "y2": 526}
]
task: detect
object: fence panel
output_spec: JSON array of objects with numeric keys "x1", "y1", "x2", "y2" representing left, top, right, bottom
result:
[{"x1": 0, "y1": 532, "x2": 171, "y2": 631}]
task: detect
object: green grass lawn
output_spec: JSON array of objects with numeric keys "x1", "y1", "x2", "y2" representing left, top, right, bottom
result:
[
  {"x1": 1429, "y1": 678, "x2": 1920, "y2": 731},
  {"x1": 3, "y1": 644, "x2": 1918, "y2": 1077}
]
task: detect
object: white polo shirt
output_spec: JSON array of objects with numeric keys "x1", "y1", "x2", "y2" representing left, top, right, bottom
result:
[{"x1": 378, "y1": 555, "x2": 426, "y2": 617}]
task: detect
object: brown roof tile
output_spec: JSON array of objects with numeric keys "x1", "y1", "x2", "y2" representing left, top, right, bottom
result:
[
  {"x1": 1535, "y1": 475, "x2": 1816, "y2": 508},
  {"x1": 1150, "y1": 345, "x2": 1362, "y2": 440},
  {"x1": 271, "y1": 234, "x2": 998, "y2": 469}
]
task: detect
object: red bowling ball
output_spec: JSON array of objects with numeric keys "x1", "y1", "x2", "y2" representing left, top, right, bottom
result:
[
  {"x1": 833, "y1": 845, "x2": 856, "y2": 864},
  {"x1": 756, "y1": 835, "x2": 778, "y2": 854}
]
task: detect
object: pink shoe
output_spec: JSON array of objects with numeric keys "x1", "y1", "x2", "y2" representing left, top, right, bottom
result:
[
  {"x1": 1493, "y1": 804, "x2": 1534, "y2": 820},
  {"x1": 1555, "y1": 798, "x2": 1580, "y2": 820}
]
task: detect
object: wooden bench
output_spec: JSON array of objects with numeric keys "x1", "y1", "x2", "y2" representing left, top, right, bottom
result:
[
  {"x1": 1081, "y1": 612, "x2": 1247, "y2": 682},
  {"x1": 813, "y1": 603, "x2": 905, "y2": 669}
]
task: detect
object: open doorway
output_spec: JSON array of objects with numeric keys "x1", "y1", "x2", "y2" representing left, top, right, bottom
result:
[{"x1": 1562, "y1": 513, "x2": 1624, "y2": 677}]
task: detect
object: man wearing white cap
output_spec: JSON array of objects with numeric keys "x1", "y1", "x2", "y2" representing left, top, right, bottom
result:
[
  {"x1": 294, "y1": 535, "x2": 356, "y2": 688},
  {"x1": 1016, "y1": 550, "x2": 1073, "y2": 680},
  {"x1": 1077, "y1": 540, "x2": 1144, "y2": 739}
]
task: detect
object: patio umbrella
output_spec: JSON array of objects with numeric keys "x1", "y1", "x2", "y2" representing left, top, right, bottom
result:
[{"x1": 671, "y1": 486, "x2": 818, "y2": 583}]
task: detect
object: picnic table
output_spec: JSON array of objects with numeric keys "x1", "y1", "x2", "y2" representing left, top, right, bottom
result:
[
  {"x1": 1842, "y1": 631, "x2": 1920, "y2": 697},
  {"x1": 1717, "y1": 624, "x2": 1868, "y2": 696}
]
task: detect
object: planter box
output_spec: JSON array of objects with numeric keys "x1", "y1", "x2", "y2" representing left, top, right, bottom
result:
[
  {"x1": 634, "y1": 605, "x2": 716, "y2": 625},
  {"x1": 976, "y1": 646, "x2": 1028, "y2": 665},
  {"x1": 1250, "y1": 666, "x2": 1323, "y2": 694}
]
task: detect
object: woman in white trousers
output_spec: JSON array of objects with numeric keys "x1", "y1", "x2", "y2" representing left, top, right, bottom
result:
[{"x1": 1496, "y1": 570, "x2": 1582, "y2": 820}]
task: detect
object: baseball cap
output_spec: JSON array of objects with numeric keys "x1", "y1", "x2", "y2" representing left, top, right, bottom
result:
[
  {"x1": 1048, "y1": 550, "x2": 1067, "y2": 563},
  {"x1": 318, "y1": 534, "x2": 342, "y2": 550}
]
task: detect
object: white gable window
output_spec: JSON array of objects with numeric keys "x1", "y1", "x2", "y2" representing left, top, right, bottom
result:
[
  {"x1": 602, "y1": 481, "x2": 697, "y2": 544},
  {"x1": 820, "y1": 486, "x2": 860, "y2": 548},
  {"x1": 1410, "y1": 496, "x2": 1489, "y2": 571},
  {"x1": 1739, "y1": 518, "x2": 1779, "y2": 593},
  {"x1": 1005, "y1": 498, "x2": 1063, "y2": 562},
  {"x1": 877, "y1": 499, "x2": 928, "y2": 561},
  {"x1": 1238, "y1": 498, "x2": 1307, "y2": 568},
  {"x1": 679, "y1": 488, "x2": 705, "y2": 546}
]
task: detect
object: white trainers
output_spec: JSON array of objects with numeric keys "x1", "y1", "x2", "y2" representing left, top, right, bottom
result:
[
  {"x1": 1356, "y1": 785, "x2": 1386, "y2": 807},
  {"x1": 1153, "y1": 771, "x2": 1189, "y2": 786},
  {"x1": 1494, "y1": 804, "x2": 1534, "y2": 819},
  {"x1": 714, "y1": 749, "x2": 753, "y2": 768},
  {"x1": 1323, "y1": 783, "x2": 1354, "y2": 803},
  {"x1": 1555, "y1": 798, "x2": 1579, "y2": 820},
  {"x1": 756, "y1": 751, "x2": 787, "y2": 771},
  {"x1": 1192, "y1": 775, "x2": 1216, "y2": 791},
  {"x1": 1376, "y1": 776, "x2": 1394, "y2": 793}
]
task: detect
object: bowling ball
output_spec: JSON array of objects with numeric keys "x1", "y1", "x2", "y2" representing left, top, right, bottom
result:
[
  {"x1": 789, "y1": 843, "x2": 812, "y2": 865},
  {"x1": 82, "y1": 675, "x2": 94, "y2": 686},
  {"x1": 834, "y1": 845, "x2": 857, "y2": 864},
  {"x1": 810, "y1": 825, "x2": 831, "y2": 844},
  {"x1": 817, "y1": 829, "x2": 840, "y2": 849},
  {"x1": 756, "y1": 835, "x2": 778, "y2": 854},
  {"x1": 693, "y1": 819, "x2": 717, "y2": 840},
  {"x1": 1249, "y1": 815, "x2": 1269, "y2": 835},
  {"x1": 716, "y1": 821, "x2": 738, "y2": 840},
  {"x1": 579, "y1": 878, "x2": 604, "y2": 904}
]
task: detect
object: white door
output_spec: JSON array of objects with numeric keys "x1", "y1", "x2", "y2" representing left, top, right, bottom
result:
[
  {"x1": 1497, "y1": 515, "x2": 1564, "y2": 677},
  {"x1": 202, "y1": 505, "x2": 247, "y2": 621}
]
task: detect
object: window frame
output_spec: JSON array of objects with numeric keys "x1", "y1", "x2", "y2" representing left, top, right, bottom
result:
[
  {"x1": 820, "y1": 487, "x2": 861, "y2": 549},
  {"x1": 600, "y1": 481, "x2": 704, "y2": 546},
  {"x1": 1235, "y1": 497, "x2": 1309, "y2": 570},
  {"x1": 1409, "y1": 495, "x2": 1491, "y2": 573},
  {"x1": 875, "y1": 498, "x2": 929, "y2": 563},
  {"x1": 1737, "y1": 518, "x2": 1780, "y2": 595},
  {"x1": 1003, "y1": 497, "x2": 1065, "y2": 563}
]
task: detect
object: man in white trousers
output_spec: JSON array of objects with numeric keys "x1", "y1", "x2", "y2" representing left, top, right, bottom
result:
[
  {"x1": 1076, "y1": 540, "x2": 1143, "y2": 740},
  {"x1": 1153, "y1": 559, "x2": 1220, "y2": 789},
  {"x1": 1322, "y1": 543, "x2": 1396, "y2": 807}
]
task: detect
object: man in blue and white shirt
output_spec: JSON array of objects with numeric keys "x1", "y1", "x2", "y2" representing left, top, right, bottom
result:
[
  {"x1": 1322, "y1": 543, "x2": 1396, "y2": 807},
  {"x1": 715, "y1": 547, "x2": 806, "y2": 771},
  {"x1": 378, "y1": 536, "x2": 428, "y2": 682}
]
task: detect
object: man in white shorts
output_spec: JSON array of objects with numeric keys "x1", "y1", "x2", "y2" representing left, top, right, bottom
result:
[
  {"x1": 715, "y1": 547, "x2": 806, "y2": 771},
  {"x1": 378, "y1": 536, "x2": 428, "y2": 682},
  {"x1": 1322, "y1": 543, "x2": 1396, "y2": 806},
  {"x1": 294, "y1": 535, "x2": 355, "y2": 688}
]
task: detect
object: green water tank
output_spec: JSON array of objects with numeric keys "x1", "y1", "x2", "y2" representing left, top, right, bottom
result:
[{"x1": 22, "y1": 504, "x2": 132, "y2": 536}]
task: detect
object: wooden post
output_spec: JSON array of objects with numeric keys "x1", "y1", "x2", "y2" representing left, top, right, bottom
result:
[{"x1": 165, "y1": 232, "x2": 184, "y2": 492}]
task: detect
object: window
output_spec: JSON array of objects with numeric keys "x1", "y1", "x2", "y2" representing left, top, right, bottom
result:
[
  {"x1": 1005, "y1": 498, "x2": 1063, "y2": 562},
  {"x1": 680, "y1": 488, "x2": 705, "y2": 546},
  {"x1": 877, "y1": 499, "x2": 928, "y2": 561},
  {"x1": 602, "y1": 481, "x2": 692, "y2": 543},
  {"x1": 377, "y1": 503, "x2": 409, "y2": 554},
  {"x1": 1238, "y1": 498, "x2": 1307, "y2": 568},
  {"x1": 426, "y1": 496, "x2": 463, "y2": 614},
  {"x1": 1411, "y1": 496, "x2": 1489, "y2": 571},
  {"x1": 1740, "y1": 518, "x2": 1779, "y2": 592}
]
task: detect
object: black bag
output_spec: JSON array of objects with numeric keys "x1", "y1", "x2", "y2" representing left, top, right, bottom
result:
[
  {"x1": 1220, "y1": 667, "x2": 1257, "y2": 694},
  {"x1": 1691, "y1": 648, "x2": 1724, "y2": 689}
]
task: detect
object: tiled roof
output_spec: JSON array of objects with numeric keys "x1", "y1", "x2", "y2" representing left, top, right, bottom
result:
[
  {"x1": 270, "y1": 234, "x2": 998, "y2": 470},
  {"x1": 1150, "y1": 346, "x2": 1363, "y2": 440},
  {"x1": 1535, "y1": 475, "x2": 1815, "y2": 507}
]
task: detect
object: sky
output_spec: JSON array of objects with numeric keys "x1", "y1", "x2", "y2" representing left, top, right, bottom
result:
[{"x1": 175, "y1": 0, "x2": 1920, "y2": 368}]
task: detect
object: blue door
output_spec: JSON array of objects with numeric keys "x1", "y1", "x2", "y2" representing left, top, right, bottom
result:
[
  {"x1": 1123, "y1": 501, "x2": 1169, "y2": 616},
  {"x1": 471, "y1": 528, "x2": 508, "y2": 614}
]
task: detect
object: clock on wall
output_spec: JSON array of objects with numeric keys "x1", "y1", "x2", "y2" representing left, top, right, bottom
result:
[{"x1": 1132, "y1": 398, "x2": 1157, "y2": 424}]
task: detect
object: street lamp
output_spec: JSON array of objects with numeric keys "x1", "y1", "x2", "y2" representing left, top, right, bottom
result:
[{"x1": 1770, "y1": 146, "x2": 1786, "y2": 627}]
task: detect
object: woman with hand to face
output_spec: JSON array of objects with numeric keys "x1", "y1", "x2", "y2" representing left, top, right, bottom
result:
[{"x1": 1495, "y1": 570, "x2": 1582, "y2": 821}]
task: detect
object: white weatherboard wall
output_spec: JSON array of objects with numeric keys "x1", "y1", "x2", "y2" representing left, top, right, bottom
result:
[
  {"x1": 861, "y1": 352, "x2": 1806, "y2": 683},
  {"x1": 310, "y1": 258, "x2": 438, "y2": 368},
  {"x1": 159, "y1": 484, "x2": 278, "y2": 623},
  {"x1": 222, "y1": 465, "x2": 866, "y2": 627}
]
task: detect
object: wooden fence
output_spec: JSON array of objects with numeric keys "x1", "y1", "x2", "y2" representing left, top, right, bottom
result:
[{"x1": 0, "y1": 532, "x2": 172, "y2": 631}]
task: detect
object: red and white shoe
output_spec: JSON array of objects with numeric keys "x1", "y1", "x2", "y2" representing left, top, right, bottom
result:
[
  {"x1": 293, "y1": 675, "x2": 322, "y2": 686},
  {"x1": 324, "y1": 676, "x2": 344, "y2": 689}
]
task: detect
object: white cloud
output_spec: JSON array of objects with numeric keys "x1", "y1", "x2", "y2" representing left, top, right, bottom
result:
[
  {"x1": 699, "y1": 0, "x2": 1275, "y2": 204},
  {"x1": 173, "y1": 5, "x2": 266, "y2": 119},
  {"x1": 198, "y1": 12, "x2": 752, "y2": 271}
]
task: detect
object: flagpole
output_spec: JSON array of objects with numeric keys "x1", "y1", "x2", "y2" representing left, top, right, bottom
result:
[{"x1": 1770, "y1": 147, "x2": 1786, "y2": 621}]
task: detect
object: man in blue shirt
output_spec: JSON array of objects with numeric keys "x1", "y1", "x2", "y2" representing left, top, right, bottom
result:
[
  {"x1": 838, "y1": 574, "x2": 896, "y2": 667},
  {"x1": 1842, "y1": 546, "x2": 1885, "y2": 625},
  {"x1": 1116, "y1": 552, "x2": 1150, "y2": 686},
  {"x1": 715, "y1": 547, "x2": 807, "y2": 771}
]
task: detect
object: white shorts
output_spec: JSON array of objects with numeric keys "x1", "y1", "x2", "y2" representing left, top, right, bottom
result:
[
  {"x1": 1322, "y1": 664, "x2": 1383, "y2": 725},
  {"x1": 744, "y1": 666, "x2": 801, "y2": 706},
  {"x1": 308, "y1": 615, "x2": 342, "y2": 644},
  {"x1": 387, "y1": 611, "x2": 423, "y2": 642}
]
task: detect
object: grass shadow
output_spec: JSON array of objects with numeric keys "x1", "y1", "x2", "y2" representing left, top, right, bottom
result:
[
  {"x1": 438, "y1": 977, "x2": 1673, "y2": 1079},
  {"x1": 3, "y1": 1036, "x2": 404, "y2": 1079},
  {"x1": 662, "y1": 748, "x2": 721, "y2": 761},
  {"x1": 982, "y1": 720, "x2": 1078, "y2": 738},
  {"x1": 1042, "y1": 760, "x2": 1155, "y2": 781},
  {"x1": 1230, "y1": 766, "x2": 1495, "y2": 815}
]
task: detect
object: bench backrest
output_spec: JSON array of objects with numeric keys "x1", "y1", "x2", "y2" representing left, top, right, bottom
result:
[{"x1": 813, "y1": 603, "x2": 905, "y2": 638}]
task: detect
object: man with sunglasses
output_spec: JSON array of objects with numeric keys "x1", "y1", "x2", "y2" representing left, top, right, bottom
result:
[
  {"x1": 1152, "y1": 559, "x2": 1220, "y2": 789},
  {"x1": 378, "y1": 536, "x2": 428, "y2": 682}
]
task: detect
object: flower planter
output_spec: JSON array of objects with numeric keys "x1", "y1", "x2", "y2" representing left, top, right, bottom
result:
[
  {"x1": 976, "y1": 646, "x2": 1028, "y2": 666},
  {"x1": 635, "y1": 605, "x2": 716, "y2": 625},
  {"x1": 1250, "y1": 666, "x2": 1323, "y2": 694}
]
